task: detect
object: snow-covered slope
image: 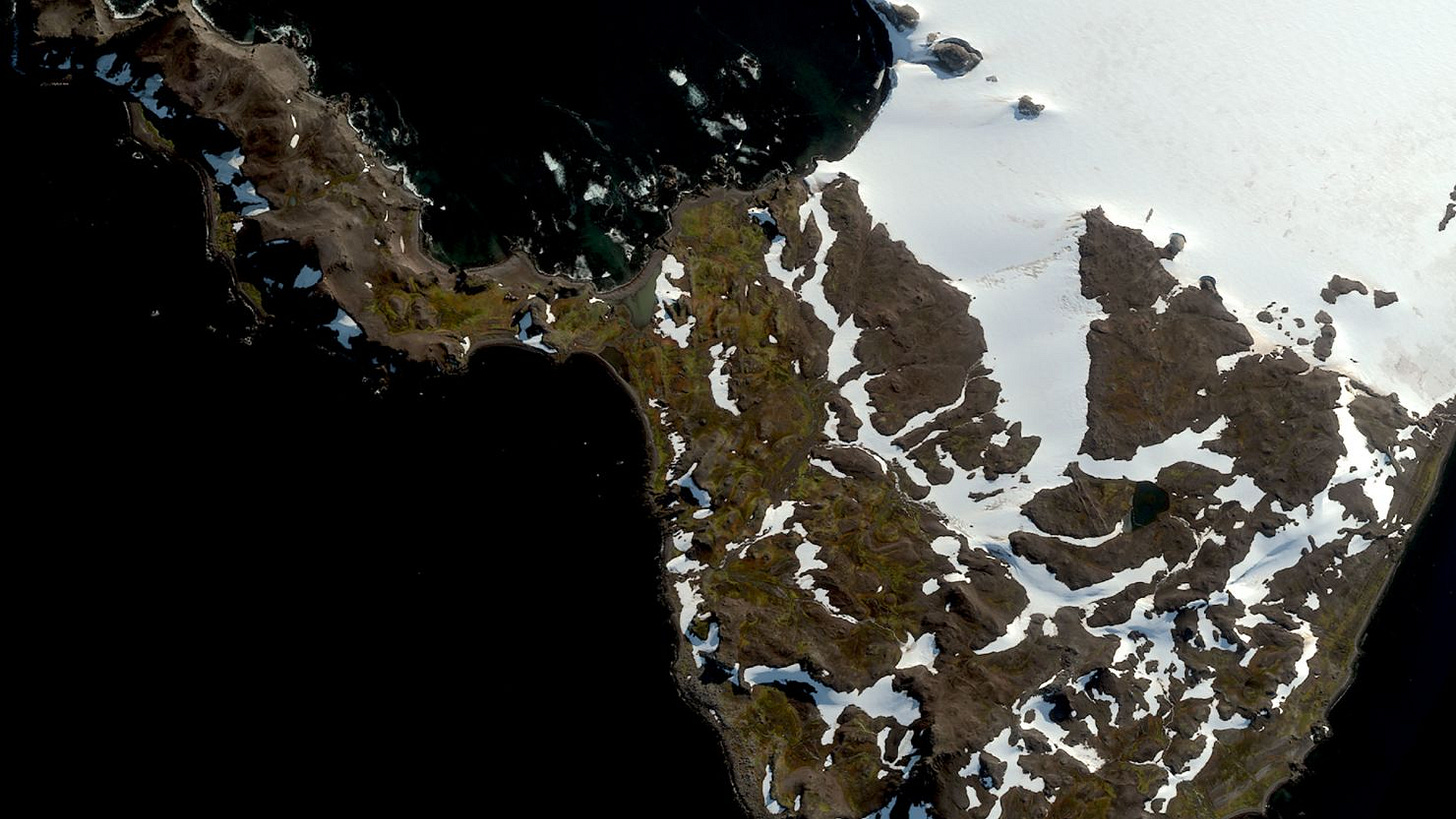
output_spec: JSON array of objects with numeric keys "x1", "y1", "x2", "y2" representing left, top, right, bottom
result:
[{"x1": 824, "y1": 0, "x2": 1456, "y2": 414}]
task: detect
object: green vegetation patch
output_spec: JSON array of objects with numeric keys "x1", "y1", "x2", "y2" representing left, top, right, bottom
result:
[
  {"x1": 237, "y1": 280, "x2": 264, "y2": 312},
  {"x1": 214, "y1": 210, "x2": 239, "y2": 257},
  {"x1": 133, "y1": 106, "x2": 175, "y2": 152},
  {"x1": 368, "y1": 277, "x2": 517, "y2": 335}
]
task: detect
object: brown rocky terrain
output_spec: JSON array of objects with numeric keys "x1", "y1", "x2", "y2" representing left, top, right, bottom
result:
[{"x1": 1079, "y1": 210, "x2": 1254, "y2": 461}]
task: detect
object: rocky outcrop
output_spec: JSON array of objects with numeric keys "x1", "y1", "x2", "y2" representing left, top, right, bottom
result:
[
  {"x1": 1079, "y1": 208, "x2": 1179, "y2": 311},
  {"x1": 1373, "y1": 289, "x2": 1399, "y2": 308},
  {"x1": 1347, "y1": 390, "x2": 1416, "y2": 453},
  {"x1": 1328, "y1": 480, "x2": 1377, "y2": 521},
  {"x1": 1079, "y1": 212, "x2": 1253, "y2": 459},
  {"x1": 820, "y1": 178, "x2": 989, "y2": 434},
  {"x1": 1320, "y1": 274, "x2": 1368, "y2": 304},
  {"x1": 1209, "y1": 349, "x2": 1344, "y2": 506},
  {"x1": 876, "y1": 2, "x2": 920, "y2": 31},
  {"x1": 1015, "y1": 94, "x2": 1046, "y2": 120},
  {"x1": 1312, "y1": 323, "x2": 1337, "y2": 361},
  {"x1": 1022, "y1": 465, "x2": 1135, "y2": 539},
  {"x1": 928, "y1": 37, "x2": 982, "y2": 76}
]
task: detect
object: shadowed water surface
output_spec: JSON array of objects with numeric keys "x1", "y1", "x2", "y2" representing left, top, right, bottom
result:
[{"x1": 11, "y1": 69, "x2": 745, "y2": 816}]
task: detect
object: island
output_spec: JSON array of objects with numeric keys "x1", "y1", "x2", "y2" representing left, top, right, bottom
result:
[{"x1": 24, "y1": 3, "x2": 1455, "y2": 818}]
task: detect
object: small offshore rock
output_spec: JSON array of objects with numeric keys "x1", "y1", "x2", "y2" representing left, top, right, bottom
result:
[
  {"x1": 1257, "y1": 310, "x2": 1275, "y2": 323},
  {"x1": 1314, "y1": 310, "x2": 1333, "y2": 325},
  {"x1": 929, "y1": 37, "x2": 983, "y2": 76},
  {"x1": 1373, "y1": 289, "x2": 1399, "y2": 308},
  {"x1": 880, "y1": 3, "x2": 920, "y2": 31},
  {"x1": 1015, "y1": 94, "x2": 1046, "y2": 119},
  {"x1": 1161, "y1": 232, "x2": 1187, "y2": 259}
]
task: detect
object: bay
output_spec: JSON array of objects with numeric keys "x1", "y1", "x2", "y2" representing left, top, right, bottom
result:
[
  {"x1": 195, "y1": 0, "x2": 892, "y2": 284},
  {"x1": 10, "y1": 67, "x2": 744, "y2": 815}
]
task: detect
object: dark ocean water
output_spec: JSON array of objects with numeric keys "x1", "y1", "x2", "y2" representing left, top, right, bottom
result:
[
  {"x1": 195, "y1": 0, "x2": 892, "y2": 284},
  {"x1": 10, "y1": 71, "x2": 743, "y2": 815}
]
